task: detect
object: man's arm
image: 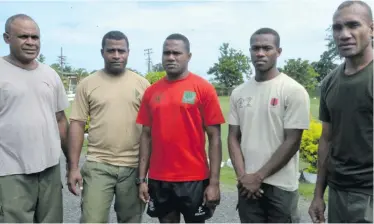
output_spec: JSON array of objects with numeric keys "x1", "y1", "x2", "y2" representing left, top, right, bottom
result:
[
  {"x1": 227, "y1": 125, "x2": 246, "y2": 179},
  {"x1": 138, "y1": 126, "x2": 152, "y2": 179},
  {"x1": 56, "y1": 110, "x2": 69, "y2": 161},
  {"x1": 313, "y1": 122, "x2": 331, "y2": 198},
  {"x1": 68, "y1": 120, "x2": 86, "y2": 170},
  {"x1": 256, "y1": 129, "x2": 304, "y2": 180},
  {"x1": 206, "y1": 125, "x2": 222, "y2": 185}
]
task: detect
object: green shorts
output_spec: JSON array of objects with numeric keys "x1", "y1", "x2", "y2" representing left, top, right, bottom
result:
[
  {"x1": 328, "y1": 187, "x2": 373, "y2": 223},
  {"x1": 80, "y1": 161, "x2": 146, "y2": 223},
  {"x1": 0, "y1": 164, "x2": 63, "y2": 223}
]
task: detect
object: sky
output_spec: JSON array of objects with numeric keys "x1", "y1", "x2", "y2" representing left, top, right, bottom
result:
[{"x1": 1, "y1": 0, "x2": 373, "y2": 80}]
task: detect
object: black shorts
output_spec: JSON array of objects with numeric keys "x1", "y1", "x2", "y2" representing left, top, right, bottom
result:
[{"x1": 147, "y1": 178, "x2": 214, "y2": 221}]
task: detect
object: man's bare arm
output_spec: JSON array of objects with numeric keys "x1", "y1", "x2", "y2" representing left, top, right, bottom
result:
[
  {"x1": 206, "y1": 124, "x2": 222, "y2": 185},
  {"x1": 56, "y1": 111, "x2": 69, "y2": 161},
  {"x1": 68, "y1": 120, "x2": 85, "y2": 170},
  {"x1": 139, "y1": 126, "x2": 152, "y2": 179},
  {"x1": 314, "y1": 122, "x2": 331, "y2": 198},
  {"x1": 228, "y1": 125, "x2": 246, "y2": 179},
  {"x1": 256, "y1": 129, "x2": 304, "y2": 180}
]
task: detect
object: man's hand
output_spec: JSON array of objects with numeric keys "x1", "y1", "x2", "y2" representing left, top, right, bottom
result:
[
  {"x1": 139, "y1": 182, "x2": 149, "y2": 203},
  {"x1": 203, "y1": 183, "x2": 221, "y2": 209},
  {"x1": 308, "y1": 197, "x2": 326, "y2": 223},
  {"x1": 238, "y1": 173, "x2": 263, "y2": 199},
  {"x1": 67, "y1": 168, "x2": 83, "y2": 196}
]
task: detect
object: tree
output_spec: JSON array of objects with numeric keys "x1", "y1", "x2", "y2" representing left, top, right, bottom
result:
[
  {"x1": 152, "y1": 63, "x2": 164, "y2": 72},
  {"x1": 207, "y1": 43, "x2": 251, "y2": 87},
  {"x1": 282, "y1": 58, "x2": 319, "y2": 92},
  {"x1": 37, "y1": 54, "x2": 46, "y2": 63},
  {"x1": 311, "y1": 26, "x2": 339, "y2": 82},
  {"x1": 145, "y1": 71, "x2": 166, "y2": 84}
]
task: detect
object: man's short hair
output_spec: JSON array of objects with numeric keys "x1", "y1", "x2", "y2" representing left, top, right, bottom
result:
[
  {"x1": 165, "y1": 33, "x2": 190, "y2": 53},
  {"x1": 336, "y1": 0, "x2": 373, "y2": 22},
  {"x1": 250, "y1": 28, "x2": 280, "y2": 48},
  {"x1": 101, "y1": 31, "x2": 129, "y2": 49},
  {"x1": 5, "y1": 14, "x2": 36, "y2": 33}
]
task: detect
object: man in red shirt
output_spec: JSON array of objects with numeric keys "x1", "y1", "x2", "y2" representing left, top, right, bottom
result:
[{"x1": 136, "y1": 33, "x2": 225, "y2": 223}]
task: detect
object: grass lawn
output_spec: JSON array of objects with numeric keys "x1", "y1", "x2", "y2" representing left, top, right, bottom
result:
[{"x1": 65, "y1": 95, "x2": 321, "y2": 198}]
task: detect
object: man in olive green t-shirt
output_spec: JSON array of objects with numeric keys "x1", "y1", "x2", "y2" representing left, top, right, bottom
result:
[
  {"x1": 67, "y1": 31, "x2": 150, "y2": 223},
  {"x1": 309, "y1": 1, "x2": 373, "y2": 223}
]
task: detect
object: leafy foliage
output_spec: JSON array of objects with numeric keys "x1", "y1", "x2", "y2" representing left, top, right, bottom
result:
[
  {"x1": 300, "y1": 119, "x2": 322, "y2": 174},
  {"x1": 85, "y1": 116, "x2": 90, "y2": 133},
  {"x1": 207, "y1": 43, "x2": 251, "y2": 87},
  {"x1": 145, "y1": 71, "x2": 166, "y2": 84},
  {"x1": 282, "y1": 58, "x2": 320, "y2": 92},
  {"x1": 152, "y1": 63, "x2": 165, "y2": 72}
]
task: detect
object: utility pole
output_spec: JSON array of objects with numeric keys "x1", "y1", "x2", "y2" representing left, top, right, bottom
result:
[
  {"x1": 58, "y1": 47, "x2": 66, "y2": 73},
  {"x1": 144, "y1": 48, "x2": 153, "y2": 73}
]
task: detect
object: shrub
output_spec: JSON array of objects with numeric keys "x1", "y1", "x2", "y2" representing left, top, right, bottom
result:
[
  {"x1": 84, "y1": 116, "x2": 90, "y2": 133},
  {"x1": 145, "y1": 71, "x2": 166, "y2": 84},
  {"x1": 300, "y1": 119, "x2": 322, "y2": 174}
]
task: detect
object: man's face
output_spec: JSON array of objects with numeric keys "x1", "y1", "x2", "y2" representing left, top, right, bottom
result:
[
  {"x1": 3, "y1": 18, "x2": 40, "y2": 63},
  {"x1": 250, "y1": 34, "x2": 281, "y2": 73},
  {"x1": 332, "y1": 4, "x2": 373, "y2": 58},
  {"x1": 162, "y1": 39, "x2": 191, "y2": 77},
  {"x1": 101, "y1": 39, "x2": 129, "y2": 75}
]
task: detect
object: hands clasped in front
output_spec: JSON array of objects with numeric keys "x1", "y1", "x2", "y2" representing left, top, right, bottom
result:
[{"x1": 237, "y1": 173, "x2": 264, "y2": 199}]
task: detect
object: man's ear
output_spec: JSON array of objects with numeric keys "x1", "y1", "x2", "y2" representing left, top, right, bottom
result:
[
  {"x1": 277, "y1": 47, "x2": 282, "y2": 57},
  {"x1": 3, "y1": 32, "x2": 10, "y2": 44},
  {"x1": 101, "y1": 49, "x2": 104, "y2": 58}
]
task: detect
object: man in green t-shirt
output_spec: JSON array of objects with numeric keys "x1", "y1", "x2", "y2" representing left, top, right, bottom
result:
[{"x1": 309, "y1": 1, "x2": 373, "y2": 223}]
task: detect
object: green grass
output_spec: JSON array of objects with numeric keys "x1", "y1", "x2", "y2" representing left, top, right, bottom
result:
[{"x1": 65, "y1": 96, "x2": 321, "y2": 198}]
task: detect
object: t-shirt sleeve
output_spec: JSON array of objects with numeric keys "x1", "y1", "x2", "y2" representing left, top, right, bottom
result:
[
  {"x1": 319, "y1": 80, "x2": 331, "y2": 122},
  {"x1": 54, "y1": 72, "x2": 70, "y2": 112},
  {"x1": 136, "y1": 88, "x2": 152, "y2": 127},
  {"x1": 200, "y1": 84, "x2": 226, "y2": 126},
  {"x1": 69, "y1": 80, "x2": 89, "y2": 122},
  {"x1": 228, "y1": 91, "x2": 239, "y2": 125},
  {"x1": 284, "y1": 85, "x2": 310, "y2": 130}
]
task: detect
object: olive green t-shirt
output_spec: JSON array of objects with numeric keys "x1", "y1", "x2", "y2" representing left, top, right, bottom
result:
[
  {"x1": 69, "y1": 69, "x2": 150, "y2": 167},
  {"x1": 319, "y1": 61, "x2": 373, "y2": 195}
]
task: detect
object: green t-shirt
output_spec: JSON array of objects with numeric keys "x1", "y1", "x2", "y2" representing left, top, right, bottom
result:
[{"x1": 320, "y1": 61, "x2": 373, "y2": 195}]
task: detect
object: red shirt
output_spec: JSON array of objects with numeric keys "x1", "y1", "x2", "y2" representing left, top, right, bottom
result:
[{"x1": 136, "y1": 73, "x2": 225, "y2": 182}]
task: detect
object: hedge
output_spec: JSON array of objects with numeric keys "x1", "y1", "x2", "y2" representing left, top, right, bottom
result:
[{"x1": 300, "y1": 119, "x2": 322, "y2": 174}]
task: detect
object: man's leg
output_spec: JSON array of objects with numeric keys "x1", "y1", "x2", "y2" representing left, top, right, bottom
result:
[
  {"x1": 237, "y1": 189, "x2": 267, "y2": 223},
  {"x1": 265, "y1": 184, "x2": 298, "y2": 223},
  {"x1": 178, "y1": 180, "x2": 216, "y2": 223},
  {"x1": 114, "y1": 167, "x2": 145, "y2": 223},
  {"x1": 346, "y1": 190, "x2": 373, "y2": 223},
  {"x1": 80, "y1": 161, "x2": 117, "y2": 223},
  {"x1": 0, "y1": 173, "x2": 38, "y2": 223},
  {"x1": 234, "y1": 183, "x2": 268, "y2": 223},
  {"x1": 327, "y1": 187, "x2": 348, "y2": 222},
  {"x1": 146, "y1": 179, "x2": 180, "y2": 223},
  {"x1": 34, "y1": 164, "x2": 63, "y2": 223},
  {"x1": 328, "y1": 187, "x2": 373, "y2": 223}
]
